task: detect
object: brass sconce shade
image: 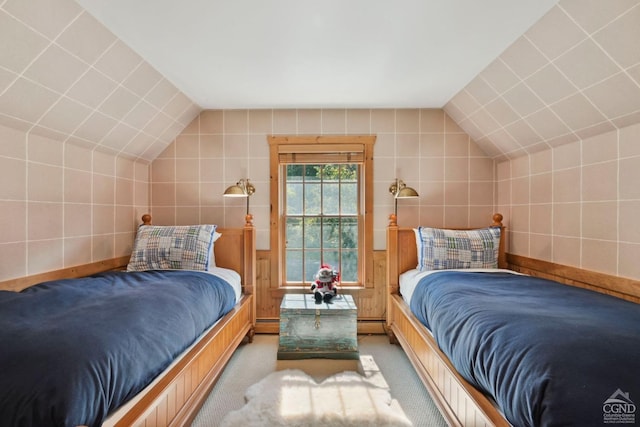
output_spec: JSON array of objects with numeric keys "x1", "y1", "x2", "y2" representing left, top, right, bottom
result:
[
  {"x1": 223, "y1": 178, "x2": 255, "y2": 225},
  {"x1": 388, "y1": 178, "x2": 419, "y2": 225}
]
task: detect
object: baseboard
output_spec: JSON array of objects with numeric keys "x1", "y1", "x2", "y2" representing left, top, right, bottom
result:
[
  {"x1": 255, "y1": 320, "x2": 280, "y2": 334},
  {"x1": 358, "y1": 320, "x2": 386, "y2": 334}
]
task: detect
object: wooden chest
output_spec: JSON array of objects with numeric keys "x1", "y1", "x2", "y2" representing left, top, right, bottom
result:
[{"x1": 277, "y1": 294, "x2": 358, "y2": 360}]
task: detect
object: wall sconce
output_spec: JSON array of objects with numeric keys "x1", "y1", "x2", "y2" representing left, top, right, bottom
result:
[
  {"x1": 223, "y1": 178, "x2": 256, "y2": 225},
  {"x1": 388, "y1": 178, "x2": 419, "y2": 225}
]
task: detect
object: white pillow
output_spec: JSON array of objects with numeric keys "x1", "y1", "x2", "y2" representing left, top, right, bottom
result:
[{"x1": 208, "y1": 231, "x2": 222, "y2": 269}]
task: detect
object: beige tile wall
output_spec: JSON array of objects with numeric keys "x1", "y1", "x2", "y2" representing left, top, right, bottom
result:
[
  {"x1": 445, "y1": 1, "x2": 640, "y2": 160},
  {"x1": 2, "y1": 0, "x2": 636, "y2": 285},
  {"x1": 497, "y1": 122, "x2": 640, "y2": 280},
  {"x1": 0, "y1": 0, "x2": 200, "y2": 161},
  {"x1": 0, "y1": 123, "x2": 149, "y2": 282},
  {"x1": 0, "y1": 0, "x2": 195, "y2": 281},
  {"x1": 150, "y1": 109, "x2": 497, "y2": 250}
]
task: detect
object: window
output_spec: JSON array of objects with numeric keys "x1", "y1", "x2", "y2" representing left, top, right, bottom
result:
[
  {"x1": 269, "y1": 136, "x2": 375, "y2": 288},
  {"x1": 284, "y1": 164, "x2": 359, "y2": 283}
]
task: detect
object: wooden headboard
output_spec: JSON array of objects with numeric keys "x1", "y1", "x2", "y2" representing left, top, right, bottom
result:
[
  {"x1": 385, "y1": 212, "x2": 640, "y2": 304},
  {"x1": 0, "y1": 215, "x2": 256, "y2": 295},
  {"x1": 214, "y1": 226, "x2": 256, "y2": 295},
  {"x1": 386, "y1": 213, "x2": 506, "y2": 296}
]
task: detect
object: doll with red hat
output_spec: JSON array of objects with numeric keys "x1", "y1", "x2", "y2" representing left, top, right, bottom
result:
[{"x1": 310, "y1": 264, "x2": 340, "y2": 304}]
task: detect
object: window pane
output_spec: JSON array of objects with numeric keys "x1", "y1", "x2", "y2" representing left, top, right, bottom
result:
[
  {"x1": 322, "y1": 182, "x2": 339, "y2": 215},
  {"x1": 286, "y1": 217, "x2": 302, "y2": 249},
  {"x1": 341, "y1": 250, "x2": 358, "y2": 282},
  {"x1": 305, "y1": 165, "x2": 321, "y2": 181},
  {"x1": 287, "y1": 164, "x2": 304, "y2": 180},
  {"x1": 286, "y1": 183, "x2": 303, "y2": 215},
  {"x1": 286, "y1": 250, "x2": 302, "y2": 282},
  {"x1": 304, "y1": 251, "x2": 321, "y2": 282},
  {"x1": 341, "y1": 218, "x2": 358, "y2": 249},
  {"x1": 340, "y1": 164, "x2": 357, "y2": 181},
  {"x1": 322, "y1": 217, "x2": 340, "y2": 248},
  {"x1": 321, "y1": 165, "x2": 338, "y2": 179},
  {"x1": 341, "y1": 182, "x2": 357, "y2": 215},
  {"x1": 304, "y1": 183, "x2": 321, "y2": 215},
  {"x1": 322, "y1": 251, "x2": 340, "y2": 273},
  {"x1": 304, "y1": 217, "x2": 320, "y2": 249}
]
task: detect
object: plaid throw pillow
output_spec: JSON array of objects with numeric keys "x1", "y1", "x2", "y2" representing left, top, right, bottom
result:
[
  {"x1": 127, "y1": 224, "x2": 217, "y2": 272},
  {"x1": 414, "y1": 226, "x2": 501, "y2": 271}
]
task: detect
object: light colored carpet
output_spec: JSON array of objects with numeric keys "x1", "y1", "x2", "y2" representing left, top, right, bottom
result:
[
  {"x1": 219, "y1": 369, "x2": 412, "y2": 427},
  {"x1": 191, "y1": 334, "x2": 447, "y2": 427}
]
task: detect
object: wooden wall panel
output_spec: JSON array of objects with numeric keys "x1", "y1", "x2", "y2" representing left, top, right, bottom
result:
[{"x1": 255, "y1": 250, "x2": 388, "y2": 333}]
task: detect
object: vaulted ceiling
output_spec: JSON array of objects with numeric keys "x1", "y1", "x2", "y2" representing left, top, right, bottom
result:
[
  {"x1": 1, "y1": 0, "x2": 639, "y2": 161},
  {"x1": 74, "y1": 0, "x2": 558, "y2": 110}
]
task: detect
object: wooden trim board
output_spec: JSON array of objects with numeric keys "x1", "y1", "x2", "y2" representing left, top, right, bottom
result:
[
  {"x1": 0, "y1": 256, "x2": 130, "y2": 292},
  {"x1": 508, "y1": 253, "x2": 640, "y2": 303}
]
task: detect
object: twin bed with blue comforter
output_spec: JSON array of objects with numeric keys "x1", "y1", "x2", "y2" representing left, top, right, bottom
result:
[
  {"x1": 0, "y1": 219, "x2": 256, "y2": 427},
  {"x1": 387, "y1": 216, "x2": 640, "y2": 427},
  {"x1": 406, "y1": 270, "x2": 640, "y2": 427},
  {"x1": 0, "y1": 270, "x2": 236, "y2": 427}
]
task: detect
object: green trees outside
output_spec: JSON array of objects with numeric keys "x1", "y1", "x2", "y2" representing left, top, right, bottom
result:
[{"x1": 285, "y1": 164, "x2": 359, "y2": 283}]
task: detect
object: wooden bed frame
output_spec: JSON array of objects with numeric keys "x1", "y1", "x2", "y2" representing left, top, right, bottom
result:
[
  {"x1": 385, "y1": 213, "x2": 640, "y2": 427},
  {"x1": 0, "y1": 215, "x2": 256, "y2": 427}
]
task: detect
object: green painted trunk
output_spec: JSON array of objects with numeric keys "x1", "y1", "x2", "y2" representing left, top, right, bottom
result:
[{"x1": 277, "y1": 294, "x2": 358, "y2": 360}]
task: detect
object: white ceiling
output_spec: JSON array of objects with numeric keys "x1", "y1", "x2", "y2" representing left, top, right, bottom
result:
[{"x1": 76, "y1": 0, "x2": 559, "y2": 109}]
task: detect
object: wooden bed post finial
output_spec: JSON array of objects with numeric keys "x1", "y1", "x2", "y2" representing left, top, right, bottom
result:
[
  {"x1": 245, "y1": 213, "x2": 253, "y2": 226},
  {"x1": 492, "y1": 213, "x2": 503, "y2": 227},
  {"x1": 389, "y1": 213, "x2": 398, "y2": 227},
  {"x1": 141, "y1": 214, "x2": 152, "y2": 225},
  {"x1": 493, "y1": 213, "x2": 507, "y2": 269}
]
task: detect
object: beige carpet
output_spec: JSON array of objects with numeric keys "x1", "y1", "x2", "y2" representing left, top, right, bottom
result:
[{"x1": 191, "y1": 334, "x2": 447, "y2": 427}]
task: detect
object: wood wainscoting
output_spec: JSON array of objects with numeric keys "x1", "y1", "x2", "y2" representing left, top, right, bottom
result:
[
  {"x1": 254, "y1": 250, "x2": 388, "y2": 334},
  {"x1": 253, "y1": 250, "x2": 640, "y2": 334}
]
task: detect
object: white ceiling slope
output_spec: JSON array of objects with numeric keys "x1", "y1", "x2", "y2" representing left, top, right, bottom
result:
[{"x1": 76, "y1": 0, "x2": 559, "y2": 109}]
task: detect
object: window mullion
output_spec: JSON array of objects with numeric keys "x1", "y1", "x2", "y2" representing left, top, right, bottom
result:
[
  {"x1": 301, "y1": 165, "x2": 306, "y2": 282},
  {"x1": 320, "y1": 165, "x2": 324, "y2": 265},
  {"x1": 337, "y1": 166, "x2": 342, "y2": 274}
]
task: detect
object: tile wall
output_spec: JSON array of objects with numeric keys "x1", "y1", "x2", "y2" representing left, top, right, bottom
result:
[
  {"x1": 445, "y1": 1, "x2": 640, "y2": 160},
  {"x1": 150, "y1": 109, "x2": 497, "y2": 250},
  {"x1": 444, "y1": 0, "x2": 640, "y2": 281},
  {"x1": 497, "y1": 122, "x2": 640, "y2": 280},
  {"x1": 0, "y1": 0, "x2": 200, "y2": 161},
  {"x1": 0, "y1": 123, "x2": 149, "y2": 281},
  {"x1": 0, "y1": 0, "x2": 204, "y2": 282},
  {"x1": 4, "y1": 0, "x2": 638, "y2": 283}
]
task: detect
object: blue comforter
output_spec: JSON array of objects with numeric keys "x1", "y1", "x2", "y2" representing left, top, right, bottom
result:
[
  {"x1": 410, "y1": 271, "x2": 640, "y2": 427},
  {"x1": 0, "y1": 270, "x2": 236, "y2": 427}
]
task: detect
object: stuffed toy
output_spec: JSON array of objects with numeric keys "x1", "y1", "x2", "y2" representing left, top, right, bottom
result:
[{"x1": 310, "y1": 264, "x2": 340, "y2": 303}]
